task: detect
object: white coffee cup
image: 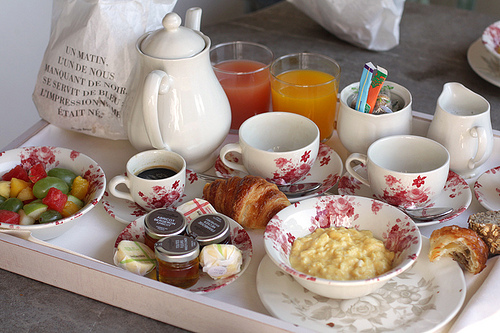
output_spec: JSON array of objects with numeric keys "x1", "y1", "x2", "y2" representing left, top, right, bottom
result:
[
  {"x1": 337, "y1": 81, "x2": 413, "y2": 154},
  {"x1": 219, "y1": 112, "x2": 320, "y2": 185},
  {"x1": 345, "y1": 135, "x2": 450, "y2": 209},
  {"x1": 108, "y1": 150, "x2": 186, "y2": 211}
]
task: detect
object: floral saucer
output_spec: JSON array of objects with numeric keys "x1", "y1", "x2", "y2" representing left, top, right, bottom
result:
[
  {"x1": 338, "y1": 165, "x2": 472, "y2": 226},
  {"x1": 474, "y1": 165, "x2": 500, "y2": 211},
  {"x1": 102, "y1": 170, "x2": 206, "y2": 224},
  {"x1": 114, "y1": 213, "x2": 253, "y2": 293},
  {"x1": 214, "y1": 143, "x2": 343, "y2": 203},
  {"x1": 256, "y1": 237, "x2": 465, "y2": 333},
  {"x1": 467, "y1": 38, "x2": 500, "y2": 88}
]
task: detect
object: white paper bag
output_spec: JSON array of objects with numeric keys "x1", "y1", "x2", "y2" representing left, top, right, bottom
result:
[
  {"x1": 32, "y1": 0, "x2": 177, "y2": 140},
  {"x1": 288, "y1": 0, "x2": 405, "y2": 51}
]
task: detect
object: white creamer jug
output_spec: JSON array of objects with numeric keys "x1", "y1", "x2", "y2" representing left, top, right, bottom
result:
[
  {"x1": 427, "y1": 82, "x2": 493, "y2": 178},
  {"x1": 126, "y1": 8, "x2": 231, "y2": 172}
]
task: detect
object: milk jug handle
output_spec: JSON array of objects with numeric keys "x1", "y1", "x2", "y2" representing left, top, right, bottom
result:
[
  {"x1": 143, "y1": 70, "x2": 171, "y2": 151},
  {"x1": 469, "y1": 126, "x2": 488, "y2": 169}
]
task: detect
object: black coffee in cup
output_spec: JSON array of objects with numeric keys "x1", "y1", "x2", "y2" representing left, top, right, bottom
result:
[{"x1": 136, "y1": 166, "x2": 177, "y2": 180}]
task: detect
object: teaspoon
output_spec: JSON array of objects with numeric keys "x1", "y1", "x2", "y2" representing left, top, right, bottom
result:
[
  {"x1": 402, "y1": 207, "x2": 454, "y2": 222},
  {"x1": 197, "y1": 173, "x2": 322, "y2": 198}
]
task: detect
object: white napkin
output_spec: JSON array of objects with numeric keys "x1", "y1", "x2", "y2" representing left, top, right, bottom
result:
[{"x1": 450, "y1": 256, "x2": 500, "y2": 332}]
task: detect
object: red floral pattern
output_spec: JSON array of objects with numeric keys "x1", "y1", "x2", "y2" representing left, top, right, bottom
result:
[
  {"x1": 115, "y1": 212, "x2": 253, "y2": 293},
  {"x1": 0, "y1": 146, "x2": 105, "y2": 236},
  {"x1": 138, "y1": 181, "x2": 185, "y2": 210},
  {"x1": 264, "y1": 195, "x2": 421, "y2": 283}
]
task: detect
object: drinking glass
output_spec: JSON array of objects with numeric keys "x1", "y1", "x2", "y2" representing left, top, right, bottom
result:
[
  {"x1": 270, "y1": 53, "x2": 341, "y2": 142},
  {"x1": 210, "y1": 41, "x2": 274, "y2": 131}
]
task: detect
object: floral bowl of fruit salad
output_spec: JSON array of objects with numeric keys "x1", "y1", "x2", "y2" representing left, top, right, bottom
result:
[{"x1": 0, "y1": 146, "x2": 106, "y2": 240}]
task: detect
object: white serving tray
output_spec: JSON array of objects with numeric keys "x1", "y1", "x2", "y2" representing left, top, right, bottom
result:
[{"x1": 0, "y1": 111, "x2": 499, "y2": 332}]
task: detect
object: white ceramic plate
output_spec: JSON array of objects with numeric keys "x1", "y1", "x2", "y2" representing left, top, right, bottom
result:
[
  {"x1": 102, "y1": 170, "x2": 206, "y2": 224},
  {"x1": 338, "y1": 165, "x2": 472, "y2": 226},
  {"x1": 257, "y1": 237, "x2": 466, "y2": 333},
  {"x1": 114, "y1": 213, "x2": 253, "y2": 293},
  {"x1": 467, "y1": 38, "x2": 500, "y2": 88},
  {"x1": 474, "y1": 165, "x2": 500, "y2": 211},
  {"x1": 214, "y1": 143, "x2": 343, "y2": 203}
]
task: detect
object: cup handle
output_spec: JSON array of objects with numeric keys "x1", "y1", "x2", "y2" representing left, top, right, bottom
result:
[
  {"x1": 219, "y1": 143, "x2": 249, "y2": 173},
  {"x1": 345, "y1": 153, "x2": 370, "y2": 186},
  {"x1": 469, "y1": 126, "x2": 489, "y2": 169},
  {"x1": 108, "y1": 175, "x2": 134, "y2": 202}
]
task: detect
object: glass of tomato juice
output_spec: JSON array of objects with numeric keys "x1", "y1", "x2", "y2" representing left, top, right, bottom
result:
[
  {"x1": 210, "y1": 41, "x2": 274, "y2": 131},
  {"x1": 270, "y1": 53, "x2": 341, "y2": 142}
]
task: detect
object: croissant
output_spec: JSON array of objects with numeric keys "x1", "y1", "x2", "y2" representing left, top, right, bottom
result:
[
  {"x1": 429, "y1": 225, "x2": 488, "y2": 275},
  {"x1": 202, "y1": 175, "x2": 291, "y2": 229}
]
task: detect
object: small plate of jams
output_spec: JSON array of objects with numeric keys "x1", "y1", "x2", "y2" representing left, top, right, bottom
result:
[
  {"x1": 113, "y1": 210, "x2": 253, "y2": 293},
  {"x1": 102, "y1": 170, "x2": 206, "y2": 224}
]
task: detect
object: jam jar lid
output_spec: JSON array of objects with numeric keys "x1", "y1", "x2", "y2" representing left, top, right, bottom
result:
[
  {"x1": 187, "y1": 214, "x2": 230, "y2": 246},
  {"x1": 144, "y1": 208, "x2": 187, "y2": 240},
  {"x1": 155, "y1": 235, "x2": 199, "y2": 263}
]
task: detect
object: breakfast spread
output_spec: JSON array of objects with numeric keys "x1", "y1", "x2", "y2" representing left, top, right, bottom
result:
[
  {"x1": 468, "y1": 211, "x2": 500, "y2": 255},
  {"x1": 143, "y1": 208, "x2": 187, "y2": 250},
  {"x1": 0, "y1": 164, "x2": 89, "y2": 225},
  {"x1": 199, "y1": 244, "x2": 242, "y2": 280},
  {"x1": 154, "y1": 235, "x2": 201, "y2": 289},
  {"x1": 429, "y1": 225, "x2": 489, "y2": 275},
  {"x1": 112, "y1": 199, "x2": 246, "y2": 288},
  {"x1": 186, "y1": 214, "x2": 231, "y2": 247},
  {"x1": 203, "y1": 175, "x2": 291, "y2": 229},
  {"x1": 113, "y1": 240, "x2": 156, "y2": 276},
  {"x1": 289, "y1": 227, "x2": 395, "y2": 281}
]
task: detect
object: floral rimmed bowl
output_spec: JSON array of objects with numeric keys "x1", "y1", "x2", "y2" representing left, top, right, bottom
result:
[
  {"x1": 482, "y1": 20, "x2": 500, "y2": 60},
  {"x1": 0, "y1": 146, "x2": 106, "y2": 240},
  {"x1": 264, "y1": 195, "x2": 422, "y2": 299}
]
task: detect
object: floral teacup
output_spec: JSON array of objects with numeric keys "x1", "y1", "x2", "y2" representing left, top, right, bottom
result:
[
  {"x1": 219, "y1": 112, "x2": 320, "y2": 185},
  {"x1": 345, "y1": 135, "x2": 450, "y2": 209}
]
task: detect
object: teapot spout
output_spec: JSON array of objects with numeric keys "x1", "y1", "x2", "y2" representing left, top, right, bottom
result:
[{"x1": 185, "y1": 7, "x2": 202, "y2": 31}]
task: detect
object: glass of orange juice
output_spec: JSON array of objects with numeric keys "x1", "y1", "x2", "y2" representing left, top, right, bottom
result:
[
  {"x1": 270, "y1": 53, "x2": 341, "y2": 142},
  {"x1": 210, "y1": 41, "x2": 274, "y2": 131}
]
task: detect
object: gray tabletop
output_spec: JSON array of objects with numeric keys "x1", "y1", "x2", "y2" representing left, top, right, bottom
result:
[{"x1": 1, "y1": 2, "x2": 499, "y2": 332}]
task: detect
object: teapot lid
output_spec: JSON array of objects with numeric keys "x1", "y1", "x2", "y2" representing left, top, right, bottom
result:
[{"x1": 140, "y1": 11, "x2": 205, "y2": 59}]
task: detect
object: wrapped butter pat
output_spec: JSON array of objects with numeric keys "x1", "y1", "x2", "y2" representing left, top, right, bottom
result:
[
  {"x1": 199, "y1": 244, "x2": 242, "y2": 280},
  {"x1": 176, "y1": 198, "x2": 217, "y2": 223},
  {"x1": 113, "y1": 240, "x2": 156, "y2": 276}
]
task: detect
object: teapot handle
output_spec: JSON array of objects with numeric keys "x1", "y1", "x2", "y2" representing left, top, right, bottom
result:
[{"x1": 143, "y1": 70, "x2": 171, "y2": 150}]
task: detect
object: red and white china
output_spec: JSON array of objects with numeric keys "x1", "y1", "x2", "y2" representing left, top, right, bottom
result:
[
  {"x1": 339, "y1": 165, "x2": 472, "y2": 226},
  {"x1": 346, "y1": 135, "x2": 450, "y2": 209},
  {"x1": 263, "y1": 195, "x2": 421, "y2": 299},
  {"x1": 474, "y1": 165, "x2": 500, "y2": 211},
  {"x1": 219, "y1": 112, "x2": 320, "y2": 185},
  {"x1": 114, "y1": 213, "x2": 253, "y2": 293},
  {"x1": 0, "y1": 146, "x2": 106, "y2": 240}
]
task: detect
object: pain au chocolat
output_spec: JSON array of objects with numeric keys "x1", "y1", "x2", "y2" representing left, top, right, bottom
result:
[{"x1": 202, "y1": 175, "x2": 290, "y2": 229}]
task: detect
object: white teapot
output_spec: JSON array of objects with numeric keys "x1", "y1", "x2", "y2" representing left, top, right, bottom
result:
[{"x1": 126, "y1": 7, "x2": 231, "y2": 172}]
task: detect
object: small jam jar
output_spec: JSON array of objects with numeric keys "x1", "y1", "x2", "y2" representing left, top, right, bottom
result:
[
  {"x1": 155, "y1": 235, "x2": 200, "y2": 289},
  {"x1": 144, "y1": 208, "x2": 187, "y2": 250},
  {"x1": 186, "y1": 214, "x2": 231, "y2": 247}
]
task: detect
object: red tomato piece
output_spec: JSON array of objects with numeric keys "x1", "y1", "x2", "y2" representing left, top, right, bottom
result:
[
  {"x1": 0, "y1": 209, "x2": 20, "y2": 224},
  {"x1": 2, "y1": 165, "x2": 29, "y2": 182},
  {"x1": 42, "y1": 187, "x2": 68, "y2": 213},
  {"x1": 29, "y1": 163, "x2": 47, "y2": 183}
]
